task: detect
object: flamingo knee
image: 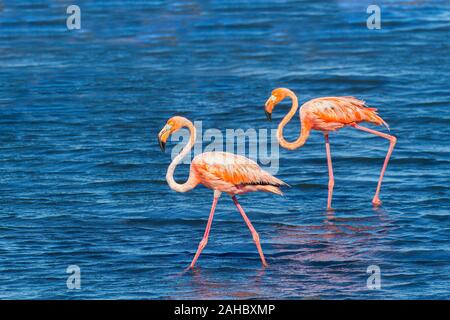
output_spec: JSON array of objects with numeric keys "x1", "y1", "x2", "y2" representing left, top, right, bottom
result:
[
  {"x1": 252, "y1": 231, "x2": 260, "y2": 244},
  {"x1": 198, "y1": 238, "x2": 208, "y2": 250}
]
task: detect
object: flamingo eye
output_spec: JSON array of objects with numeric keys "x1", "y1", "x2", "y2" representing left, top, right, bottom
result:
[
  {"x1": 167, "y1": 120, "x2": 175, "y2": 129},
  {"x1": 271, "y1": 95, "x2": 278, "y2": 103}
]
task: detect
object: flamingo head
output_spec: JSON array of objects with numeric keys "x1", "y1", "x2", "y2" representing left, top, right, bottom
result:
[
  {"x1": 157, "y1": 116, "x2": 184, "y2": 152},
  {"x1": 264, "y1": 88, "x2": 287, "y2": 121}
]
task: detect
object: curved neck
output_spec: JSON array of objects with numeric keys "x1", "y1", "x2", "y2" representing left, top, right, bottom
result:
[
  {"x1": 166, "y1": 120, "x2": 198, "y2": 192},
  {"x1": 277, "y1": 89, "x2": 311, "y2": 150}
]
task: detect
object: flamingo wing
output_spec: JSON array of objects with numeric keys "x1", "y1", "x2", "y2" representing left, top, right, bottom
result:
[
  {"x1": 192, "y1": 152, "x2": 286, "y2": 194},
  {"x1": 304, "y1": 97, "x2": 389, "y2": 131}
]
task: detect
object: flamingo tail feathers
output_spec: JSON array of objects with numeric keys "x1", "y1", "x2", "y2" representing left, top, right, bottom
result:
[
  {"x1": 364, "y1": 107, "x2": 390, "y2": 131},
  {"x1": 257, "y1": 185, "x2": 284, "y2": 195}
]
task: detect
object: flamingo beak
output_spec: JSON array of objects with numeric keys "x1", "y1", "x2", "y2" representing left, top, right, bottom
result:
[
  {"x1": 264, "y1": 95, "x2": 276, "y2": 121},
  {"x1": 157, "y1": 125, "x2": 171, "y2": 152},
  {"x1": 158, "y1": 136, "x2": 166, "y2": 152}
]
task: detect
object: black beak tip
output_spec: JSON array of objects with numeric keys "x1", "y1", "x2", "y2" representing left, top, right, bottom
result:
[
  {"x1": 158, "y1": 139, "x2": 166, "y2": 152},
  {"x1": 265, "y1": 110, "x2": 272, "y2": 121}
]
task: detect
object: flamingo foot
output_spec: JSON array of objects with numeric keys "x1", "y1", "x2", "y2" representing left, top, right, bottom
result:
[
  {"x1": 372, "y1": 197, "x2": 382, "y2": 207},
  {"x1": 326, "y1": 206, "x2": 334, "y2": 212}
]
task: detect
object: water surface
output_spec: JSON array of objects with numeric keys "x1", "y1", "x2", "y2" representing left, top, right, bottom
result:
[{"x1": 0, "y1": 0, "x2": 449, "y2": 299}]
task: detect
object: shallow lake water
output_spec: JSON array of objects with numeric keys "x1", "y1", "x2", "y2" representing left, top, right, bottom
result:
[{"x1": 0, "y1": 1, "x2": 449, "y2": 299}]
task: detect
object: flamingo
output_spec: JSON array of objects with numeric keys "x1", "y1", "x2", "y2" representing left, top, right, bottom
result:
[
  {"x1": 157, "y1": 116, "x2": 287, "y2": 268},
  {"x1": 264, "y1": 88, "x2": 396, "y2": 210}
]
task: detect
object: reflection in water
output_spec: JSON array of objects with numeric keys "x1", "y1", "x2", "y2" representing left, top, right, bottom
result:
[
  {"x1": 175, "y1": 266, "x2": 267, "y2": 299},
  {"x1": 168, "y1": 207, "x2": 394, "y2": 299},
  {"x1": 187, "y1": 267, "x2": 225, "y2": 299},
  {"x1": 269, "y1": 208, "x2": 392, "y2": 298}
]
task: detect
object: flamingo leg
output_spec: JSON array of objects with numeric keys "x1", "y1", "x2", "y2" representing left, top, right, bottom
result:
[
  {"x1": 324, "y1": 133, "x2": 334, "y2": 210},
  {"x1": 189, "y1": 191, "x2": 221, "y2": 268},
  {"x1": 352, "y1": 124, "x2": 397, "y2": 206},
  {"x1": 231, "y1": 196, "x2": 268, "y2": 267}
]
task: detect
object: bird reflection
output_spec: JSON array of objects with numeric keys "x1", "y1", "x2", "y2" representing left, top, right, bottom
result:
[
  {"x1": 268, "y1": 207, "x2": 391, "y2": 297},
  {"x1": 168, "y1": 207, "x2": 391, "y2": 299},
  {"x1": 178, "y1": 265, "x2": 267, "y2": 299}
]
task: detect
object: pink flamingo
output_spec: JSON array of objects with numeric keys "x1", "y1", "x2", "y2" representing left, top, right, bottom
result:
[
  {"x1": 157, "y1": 116, "x2": 287, "y2": 268},
  {"x1": 264, "y1": 88, "x2": 396, "y2": 210}
]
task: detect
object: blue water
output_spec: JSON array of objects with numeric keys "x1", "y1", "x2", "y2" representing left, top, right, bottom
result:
[{"x1": 0, "y1": 0, "x2": 449, "y2": 299}]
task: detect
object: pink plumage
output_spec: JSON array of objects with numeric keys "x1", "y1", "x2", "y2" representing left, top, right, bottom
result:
[
  {"x1": 192, "y1": 152, "x2": 286, "y2": 195},
  {"x1": 158, "y1": 116, "x2": 286, "y2": 268},
  {"x1": 265, "y1": 88, "x2": 397, "y2": 209},
  {"x1": 301, "y1": 96, "x2": 389, "y2": 132}
]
